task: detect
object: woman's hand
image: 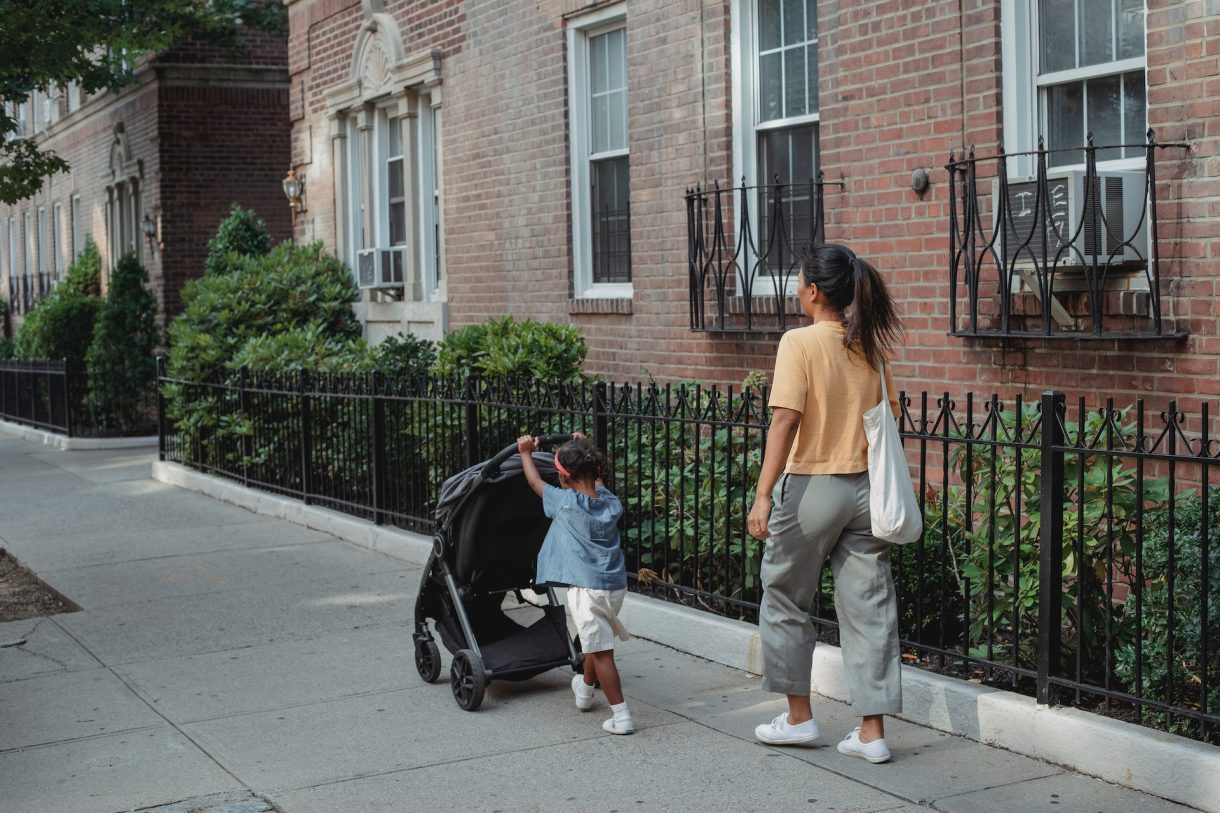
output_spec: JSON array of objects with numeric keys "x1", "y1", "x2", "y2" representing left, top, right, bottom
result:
[
  {"x1": 517, "y1": 435, "x2": 539, "y2": 454},
  {"x1": 747, "y1": 494, "x2": 772, "y2": 540}
]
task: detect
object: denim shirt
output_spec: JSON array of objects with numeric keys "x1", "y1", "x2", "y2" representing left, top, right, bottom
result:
[{"x1": 535, "y1": 483, "x2": 627, "y2": 590}]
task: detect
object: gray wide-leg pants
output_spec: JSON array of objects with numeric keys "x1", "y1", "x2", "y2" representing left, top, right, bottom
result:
[{"x1": 759, "y1": 471, "x2": 903, "y2": 716}]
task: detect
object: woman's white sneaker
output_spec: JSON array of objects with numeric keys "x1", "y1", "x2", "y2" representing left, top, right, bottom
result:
[
  {"x1": 754, "y1": 712, "x2": 820, "y2": 745},
  {"x1": 837, "y1": 727, "x2": 891, "y2": 763}
]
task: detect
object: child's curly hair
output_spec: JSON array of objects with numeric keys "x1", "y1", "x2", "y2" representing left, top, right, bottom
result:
[{"x1": 555, "y1": 437, "x2": 608, "y2": 482}]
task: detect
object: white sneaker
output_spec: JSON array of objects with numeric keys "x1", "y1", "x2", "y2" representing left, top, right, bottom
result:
[
  {"x1": 837, "y1": 727, "x2": 891, "y2": 763},
  {"x1": 754, "y1": 712, "x2": 820, "y2": 745},
  {"x1": 571, "y1": 674, "x2": 594, "y2": 711},
  {"x1": 602, "y1": 715, "x2": 634, "y2": 735}
]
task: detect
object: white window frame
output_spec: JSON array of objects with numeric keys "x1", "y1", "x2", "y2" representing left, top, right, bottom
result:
[
  {"x1": 1002, "y1": 0, "x2": 1147, "y2": 175},
  {"x1": 567, "y1": 4, "x2": 632, "y2": 300},
  {"x1": 52, "y1": 202, "x2": 64, "y2": 281},
  {"x1": 71, "y1": 195, "x2": 82, "y2": 260},
  {"x1": 7, "y1": 219, "x2": 15, "y2": 284},
  {"x1": 36, "y1": 207, "x2": 46, "y2": 285},
  {"x1": 22, "y1": 213, "x2": 32, "y2": 278},
  {"x1": 417, "y1": 99, "x2": 444, "y2": 300}
]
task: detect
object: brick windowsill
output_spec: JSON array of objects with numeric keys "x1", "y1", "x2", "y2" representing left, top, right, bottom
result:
[{"x1": 568, "y1": 297, "x2": 633, "y2": 315}]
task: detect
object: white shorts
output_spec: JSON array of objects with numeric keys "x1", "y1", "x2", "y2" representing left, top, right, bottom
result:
[{"x1": 567, "y1": 587, "x2": 630, "y2": 653}]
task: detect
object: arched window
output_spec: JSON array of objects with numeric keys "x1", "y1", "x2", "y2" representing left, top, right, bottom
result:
[{"x1": 105, "y1": 126, "x2": 142, "y2": 269}]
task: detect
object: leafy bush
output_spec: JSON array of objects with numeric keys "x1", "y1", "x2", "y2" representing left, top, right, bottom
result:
[
  {"x1": 433, "y1": 316, "x2": 586, "y2": 382},
  {"x1": 165, "y1": 241, "x2": 361, "y2": 465},
  {"x1": 372, "y1": 332, "x2": 436, "y2": 380},
  {"x1": 229, "y1": 323, "x2": 370, "y2": 374},
  {"x1": 60, "y1": 238, "x2": 102, "y2": 298},
  {"x1": 1114, "y1": 487, "x2": 1220, "y2": 740},
  {"x1": 205, "y1": 204, "x2": 272, "y2": 276},
  {"x1": 0, "y1": 336, "x2": 13, "y2": 360},
  {"x1": 85, "y1": 252, "x2": 160, "y2": 433},
  {"x1": 167, "y1": 241, "x2": 359, "y2": 383},
  {"x1": 13, "y1": 289, "x2": 104, "y2": 370}
]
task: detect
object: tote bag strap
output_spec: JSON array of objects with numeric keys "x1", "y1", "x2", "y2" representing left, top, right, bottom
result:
[{"x1": 879, "y1": 360, "x2": 888, "y2": 404}]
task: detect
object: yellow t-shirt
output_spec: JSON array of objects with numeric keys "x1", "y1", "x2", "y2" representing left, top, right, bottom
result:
[{"x1": 767, "y1": 321, "x2": 900, "y2": 475}]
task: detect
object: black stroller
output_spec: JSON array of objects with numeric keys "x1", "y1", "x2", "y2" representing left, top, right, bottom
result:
[{"x1": 412, "y1": 435, "x2": 585, "y2": 711}]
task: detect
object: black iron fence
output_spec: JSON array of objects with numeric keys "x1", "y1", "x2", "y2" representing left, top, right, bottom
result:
[
  {"x1": 0, "y1": 359, "x2": 157, "y2": 438},
  {"x1": 947, "y1": 131, "x2": 1190, "y2": 339},
  {"x1": 686, "y1": 175, "x2": 841, "y2": 334},
  {"x1": 159, "y1": 364, "x2": 1218, "y2": 743}
]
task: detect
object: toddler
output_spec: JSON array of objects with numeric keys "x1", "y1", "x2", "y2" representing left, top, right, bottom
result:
[{"x1": 517, "y1": 432, "x2": 633, "y2": 735}]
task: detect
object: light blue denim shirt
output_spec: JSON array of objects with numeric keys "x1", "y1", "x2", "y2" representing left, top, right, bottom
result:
[{"x1": 535, "y1": 483, "x2": 627, "y2": 590}]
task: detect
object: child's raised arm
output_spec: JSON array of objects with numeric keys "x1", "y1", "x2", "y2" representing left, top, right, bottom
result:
[{"x1": 516, "y1": 435, "x2": 545, "y2": 497}]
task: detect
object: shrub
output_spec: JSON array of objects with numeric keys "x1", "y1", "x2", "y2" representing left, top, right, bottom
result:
[
  {"x1": 205, "y1": 204, "x2": 272, "y2": 276},
  {"x1": 0, "y1": 336, "x2": 12, "y2": 360},
  {"x1": 60, "y1": 238, "x2": 102, "y2": 298},
  {"x1": 1114, "y1": 487, "x2": 1220, "y2": 740},
  {"x1": 13, "y1": 289, "x2": 103, "y2": 370},
  {"x1": 433, "y1": 316, "x2": 586, "y2": 382},
  {"x1": 85, "y1": 252, "x2": 160, "y2": 433},
  {"x1": 167, "y1": 240, "x2": 360, "y2": 384},
  {"x1": 372, "y1": 332, "x2": 436, "y2": 380},
  {"x1": 228, "y1": 323, "x2": 370, "y2": 374},
  {"x1": 165, "y1": 241, "x2": 361, "y2": 468}
]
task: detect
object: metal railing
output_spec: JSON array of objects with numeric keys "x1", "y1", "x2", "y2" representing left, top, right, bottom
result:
[
  {"x1": 686, "y1": 175, "x2": 841, "y2": 334},
  {"x1": 947, "y1": 131, "x2": 1190, "y2": 339},
  {"x1": 0, "y1": 359, "x2": 71, "y2": 433},
  {"x1": 159, "y1": 364, "x2": 1219, "y2": 743},
  {"x1": 0, "y1": 359, "x2": 157, "y2": 438}
]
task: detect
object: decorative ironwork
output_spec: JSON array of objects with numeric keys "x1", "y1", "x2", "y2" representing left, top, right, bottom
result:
[
  {"x1": 947, "y1": 130, "x2": 1189, "y2": 339},
  {"x1": 686, "y1": 174, "x2": 842, "y2": 334}
]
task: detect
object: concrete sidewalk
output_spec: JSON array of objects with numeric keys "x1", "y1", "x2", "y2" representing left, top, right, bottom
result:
[{"x1": 0, "y1": 430, "x2": 1201, "y2": 813}]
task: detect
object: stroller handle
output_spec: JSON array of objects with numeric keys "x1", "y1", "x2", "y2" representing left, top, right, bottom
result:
[{"x1": 482, "y1": 433, "x2": 578, "y2": 478}]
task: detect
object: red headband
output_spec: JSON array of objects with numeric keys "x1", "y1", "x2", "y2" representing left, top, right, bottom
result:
[{"x1": 553, "y1": 453, "x2": 571, "y2": 479}]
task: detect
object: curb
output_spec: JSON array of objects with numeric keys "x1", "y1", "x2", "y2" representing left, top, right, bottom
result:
[
  {"x1": 0, "y1": 419, "x2": 158, "y2": 451},
  {"x1": 151, "y1": 460, "x2": 1219, "y2": 813}
]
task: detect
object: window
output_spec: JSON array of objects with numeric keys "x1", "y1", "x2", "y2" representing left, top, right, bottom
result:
[
  {"x1": 732, "y1": 0, "x2": 820, "y2": 282},
  {"x1": 1003, "y1": 0, "x2": 1146, "y2": 168},
  {"x1": 107, "y1": 180, "x2": 140, "y2": 267},
  {"x1": 341, "y1": 99, "x2": 444, "y2": 298},
  {"x1": 71, "y1": 195, "x2": 82, "y2": 259},
  {"x1": 36, "y1": 207, "x2": 46, "y2": 294},
  {"x1": 67, "y1": 82, "x2": 81, "y2": 113},
  {"x1": 52, "y1": 203, "x2": 64, "y2": 281},
  {"x1": 568, "y1": 6, "x2": 631, "y2": 297}
]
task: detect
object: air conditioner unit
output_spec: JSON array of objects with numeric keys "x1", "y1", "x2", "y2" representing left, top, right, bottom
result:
[
  {"x1": 357, "y1": 246, "x2": 407, "y2": 289},
  {"x1": 992, "y1": 170, "x2": 1147, "y2": 268}
]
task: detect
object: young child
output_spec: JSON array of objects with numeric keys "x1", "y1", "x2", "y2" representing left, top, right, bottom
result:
[{"x1": 516, "y1": 432, "x2": 633, "y2": 735}]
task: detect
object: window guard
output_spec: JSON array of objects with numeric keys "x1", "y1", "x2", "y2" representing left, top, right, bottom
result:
[
  {"x1": 947, "y1": 130, "x2": 1189, "y2": 340},
  {"x1": 686, "y1": 173, "x2": 842, "y2": 334}
]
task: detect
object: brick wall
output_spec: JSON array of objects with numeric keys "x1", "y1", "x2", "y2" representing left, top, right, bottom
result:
[{"x1": 286, "y1": 0, "x2": 1220, "y2": 406}]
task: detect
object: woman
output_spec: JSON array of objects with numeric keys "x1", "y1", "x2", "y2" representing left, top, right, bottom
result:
[{"x1": 747, "y1": 243, "x2": 903, "y2": 764}]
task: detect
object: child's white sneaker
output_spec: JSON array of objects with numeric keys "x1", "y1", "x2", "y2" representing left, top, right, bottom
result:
[
  {"x1": 603, "y1": 701, "x2": 634, "y2": 735},
  {"x1": 754, "y1": 712, "x2": 820, "y2": 745},
  {"x1": 836, "y1": 727, "x2": 891, "y2": 763},
  {"x1": 571, "y1": 674, "x2": 595, "y2": 711}
]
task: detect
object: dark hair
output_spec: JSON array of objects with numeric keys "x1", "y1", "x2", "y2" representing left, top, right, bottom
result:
[
  {"x1": 555, "y1": 437, "x2": 608, "y2": 482},
  {"x1": 799, "y1": 243, "x2": 901, "y2": 370}
]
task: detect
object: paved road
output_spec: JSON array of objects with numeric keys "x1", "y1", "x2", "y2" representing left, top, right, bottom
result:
[{"x1": 0, "y1": 429, "x2": 1199, "y2": 812}]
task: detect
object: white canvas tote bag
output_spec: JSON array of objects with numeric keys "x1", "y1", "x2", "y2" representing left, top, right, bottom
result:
[{"x1": 862, "y1": 363, "x2": 923, "y2": 544}]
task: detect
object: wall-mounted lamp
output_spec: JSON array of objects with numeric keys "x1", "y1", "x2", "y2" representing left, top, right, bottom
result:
[
  {"x1": 282, "y1": 168, "x2": 305, "y2": 216},
  {"x1": 141, "y1": 213, "x2": 160, "y2": 253}
]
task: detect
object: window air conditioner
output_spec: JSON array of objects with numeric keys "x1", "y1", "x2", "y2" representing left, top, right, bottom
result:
[
  {"x1": 992, "y1": 170, "x2": 1147, "y2": 269},
  {"x1": 357, "y1": 246, "x2": 407, "y2": 289}
]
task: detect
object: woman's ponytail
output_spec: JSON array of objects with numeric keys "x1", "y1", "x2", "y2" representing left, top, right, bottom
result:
[{"x1": 845, "y1": 254, "x2": 899, "y2": 371}]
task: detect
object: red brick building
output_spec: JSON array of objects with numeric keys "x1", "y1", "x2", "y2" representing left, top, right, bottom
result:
[
  {"x1": 285, "y1": 0, "x2": 1219, "y2": 405},
  {"x1": 0, "y1": 31, "x2": 292, "y2": 329}
]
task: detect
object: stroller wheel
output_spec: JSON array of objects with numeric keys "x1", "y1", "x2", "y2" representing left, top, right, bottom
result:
[
  {"x1": 415, "y1": 638, "x2": 442, "y2": 683},
  {"x1": 450, "y1": 649, "x2": 487, "y2": 711}
]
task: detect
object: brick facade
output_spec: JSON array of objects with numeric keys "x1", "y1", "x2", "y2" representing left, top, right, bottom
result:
[
  {"x1": 0, "y1": 33, "x2": 292, "y2": 330},
  {"x1": 286, "y1": 0, "x2": 1220, "y2": 404}
]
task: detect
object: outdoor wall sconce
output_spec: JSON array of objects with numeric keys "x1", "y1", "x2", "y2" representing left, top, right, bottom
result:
[
  {"x1": 141, "y1": 213, "x2": 160, "y2": 253},
  {"x1": 282, "y1": 168, "x2": 306, "y2": 216}
]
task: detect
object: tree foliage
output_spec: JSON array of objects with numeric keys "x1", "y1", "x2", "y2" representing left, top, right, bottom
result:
[
  {"x1": 86, "y1": 251, "x2": 160, "y2": 432},
  {"x1": 0, "y1": 0, "x2": 286, "y2": 204}
]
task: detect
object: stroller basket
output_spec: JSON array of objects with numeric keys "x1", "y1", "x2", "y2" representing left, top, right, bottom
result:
[{"x1": 412, "y1": 435, "x2": 584, "y2": 710}]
